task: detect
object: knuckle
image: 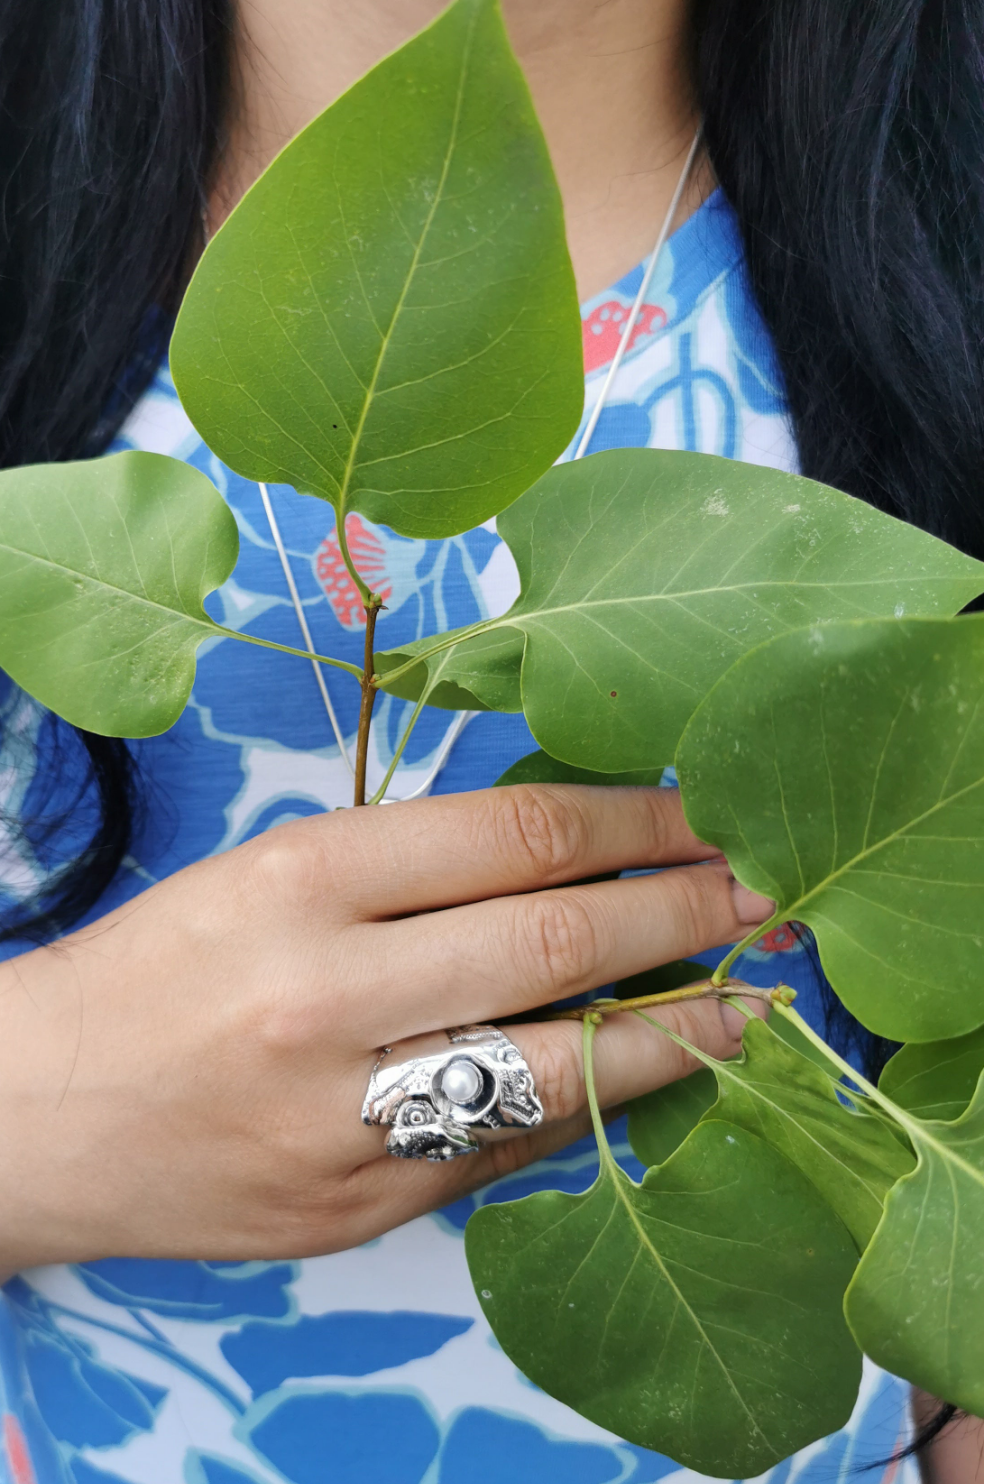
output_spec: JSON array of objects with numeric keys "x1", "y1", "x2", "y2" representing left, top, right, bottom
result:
[
  {"x1": 489, "y1": 785, "x2": 587, "y2": 880},
  {"x1": 521, "y1": 891, "x2": 599, "y2": 993},
  {"x1": 531, "y1": 1029, "x2": 585, "y2": 1122},
  {"x1": 241, "y1": 825, "x2": 323, "y2": 909},
  {"x1": 663, "y1": 866, "x2": 722, "y2": 949}
]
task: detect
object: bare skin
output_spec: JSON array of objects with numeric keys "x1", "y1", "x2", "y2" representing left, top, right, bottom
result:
[
  {"x1": 218, "y1": 0, "x2": 708, "y2": 299},
  {"x1": 0, "y1": 785, "x2": 771, "y2": 1273}
]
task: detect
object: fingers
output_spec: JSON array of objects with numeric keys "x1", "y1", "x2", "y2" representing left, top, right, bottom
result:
[
  {"x1": 315, "y1": 784, "x2": 720, "y2": 919},
  {"x1": 508, "y1": 995, "x2": 763, "y2": 1121},
  {"x1": 338, "y1": 998, "x2": 764, "y2": 1251},
  {"x1": 356, "y1": 859, "x2": 773, "y2": 1043}
]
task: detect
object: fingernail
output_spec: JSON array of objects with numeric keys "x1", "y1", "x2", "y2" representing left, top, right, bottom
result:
[{"x1": 731, "y1": 880, "x2": 775, "y2": 924}]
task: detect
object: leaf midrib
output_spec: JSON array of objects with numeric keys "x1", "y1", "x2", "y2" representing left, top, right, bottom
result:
[
  {"x1": 779, "y1": 771, "x2": 984, "y2": 925},
  {"x1": 606, "y1": 1163, "x2": 775, "y2": 1450},
  {"x1": 0, "y1": 541, "x2": 211, "y2": 630},
  {"x1": 334, "y1": 8, "x2": 475, "y2": 520}
]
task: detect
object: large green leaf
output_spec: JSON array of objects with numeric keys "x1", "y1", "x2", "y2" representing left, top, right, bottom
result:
[
  {"x1": 494, "y1": 747, "x2": 664, "y2": 788},
  {"x1": 377, "y1": 625, "x2": 524, "y2": 711},
  {"x1": 677, "y1": 616, "x2": 984, "y2": 1043},
  {"x1": 0, "y1": 452, "x2": 237, "y2": 737},
  {"x1": 466, "y1": 1116, "x2": 861, "y2": 1477},
  {"x1": 639, "y1": 1016, "x2": 913, "y2": 1247},
  {"x1": 845, "y1": 1071, "x2": 984, "y2": 1414},
  {"x1": 626, "y1": 998, "x2": 837, "y2": 1169},
  {"x1": 377, "y1": 449, "x2": 984, "y2": 767},
  {"x1": 171, "y1": 0, "x2": 582, "y2": 541},
  {"x1": 880, "y1": 1027, "x2": 984, "y2": 1122}
]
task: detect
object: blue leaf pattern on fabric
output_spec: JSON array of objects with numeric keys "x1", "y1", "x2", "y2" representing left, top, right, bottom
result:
[
  {"x1": 222, "y1": 1312, "x2": 473, "y2": 1394},
  {"x1": 438, "y1": 1410, "x2": 622, "y2": 1484},
  {"x1": 75, "y1": 1263, "x2": 294, "y2": 1323},
  {"x1": 71, "y1": 1457, "x2": 141, "y2": 1484},
  {"x1": 245, "y1": 1390, "x2": 440, "y2": 1484},
  {"x1": 185, "y1": 1454, "x2": 269, "y2": 1484},
  {"x1": 620, "y1": 1444, "x2": 685, "y2": 1483},
  {"x1": 23, "y1": 1334, "x2": 165, "y2": 1449}
]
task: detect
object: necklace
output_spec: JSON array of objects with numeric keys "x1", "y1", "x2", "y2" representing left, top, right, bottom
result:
[{"x1": 258, "y1": 126, "x2": 703, "y2": 800}]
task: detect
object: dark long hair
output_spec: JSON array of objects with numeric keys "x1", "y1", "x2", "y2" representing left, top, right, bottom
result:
[{"x1": 0, "y1": 0, "x2": 233, "y2": 943}]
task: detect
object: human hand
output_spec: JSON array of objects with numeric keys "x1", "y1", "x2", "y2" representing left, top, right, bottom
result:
[{"x1": 0, "y1": 784, "x2": 773, "y2": 1270}]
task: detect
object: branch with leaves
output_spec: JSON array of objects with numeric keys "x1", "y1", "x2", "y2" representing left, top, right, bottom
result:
[{"x1": 1, "y1": 0, "x2": 983, "y2": 1474}]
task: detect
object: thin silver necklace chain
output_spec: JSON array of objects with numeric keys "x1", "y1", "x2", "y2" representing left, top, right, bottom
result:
[{"x1": 258, "y1": 126, "x2": 702, "y2": 802}]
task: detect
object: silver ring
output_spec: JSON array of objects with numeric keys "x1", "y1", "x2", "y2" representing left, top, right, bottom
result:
[{"x1": 361, "y1": 1024, "x2": 544, "y2": 1160}]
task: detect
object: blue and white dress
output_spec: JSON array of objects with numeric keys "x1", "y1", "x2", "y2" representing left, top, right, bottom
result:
[{"x1": 0, "y1": 192, "x2": 919, "y2": 1484}]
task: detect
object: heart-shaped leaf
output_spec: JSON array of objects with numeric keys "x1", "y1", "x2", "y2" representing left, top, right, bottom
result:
[
  {"x1": 171, "y1": 0, "x2": 582, "y2": 541},
  {"x1": 633, "y1": 1014, "x2": 913, "y2": 1247},
  {"x1": 495, "y1": 747, "x2": 665, "y2": 788},
  {"x1": 0, "y1": 452, "x2": 236, "y2": 737},
  {"x1": 677, "y1": 616, "x2": 984, "y2": 1043},
  {"x1": 879, "y1": 1027, "x2": 984, "y2": 1122},
  {"x1": 466, "y1": 1106, "x2": 861, "y2": 1478},
  {"x1": 377, "y1": 449, "x2": 984, "y2": 767},
  {"x1": 845, "y1": 1071, "x2": 984, "y2": 1414}
]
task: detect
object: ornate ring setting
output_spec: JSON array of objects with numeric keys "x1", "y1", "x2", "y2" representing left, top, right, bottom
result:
[{"x1": 361, "y1": 1024, "x2": 544, "y2": 1160}]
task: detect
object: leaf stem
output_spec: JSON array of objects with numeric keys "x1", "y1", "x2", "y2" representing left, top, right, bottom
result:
[
  {"x1": 366, "y1": 688, "x2": 431, "y2": 804},
  {"x1": 710, "y1": 909, "x2": 787, "y2": 986},
  {"x1": 547, "y1": 980, "x2": 794, "y2": 1021},
  {"x1": 334, "y1": 512, "x2": 372, "y2": 606},
  {"x1": 375, "y1": 616, "x2": 499, "y2": 690},
  {"x1": 214, "y1": 624, "x2": 363, "y2": 679},
  {"x1": 582, "y1": 1014, "x2": 616, "y2": 1172},
  {"x1": 353, "y1": 595, "x2": 383, "y2": 806}
]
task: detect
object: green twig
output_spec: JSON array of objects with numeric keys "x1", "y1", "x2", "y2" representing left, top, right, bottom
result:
[
  {"x1": 353, "y1": 595, "x2": 384, "y2": 806},
  {"x1": 548, "y1": 980, "x2": 795, "y2": 1022},
  {"x1": 710, "y1": 908, "x2": 787, "y2": 986},
  {"x1": 366, "y1": 687, "x2": 431, "y2": 805},
  {"x1": 374, "y1": 615, "x2": 497, "y2": 690},
  {"x1": 334, "y1": 512, "x2": 371, "y2": 607},
  {"x1": 214, "y1": 624, "x2": 363, "y2": 679}
]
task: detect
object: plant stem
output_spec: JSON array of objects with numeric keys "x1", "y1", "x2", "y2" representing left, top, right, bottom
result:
[
  {"x1": 353, "y1": 595, "x2": 383, "y2": 806},
  {"x1": 214, "y1": 624, "x2": 363, "y2": 679},
  {"x1": 335, "y1": 511, "x2": 372, "y2": 606},
  {"x1": 547, "y1": 980, "x2": 794, "y2": 1022},
  {"x1": 366, "y1": 688, "x2": 430, "y2": 805},
  {"x1": 375, "y1": 615, "x2": 498, "y2": 690},
  {"x1": 582, "y1": 1014, "x2": 616, "y2": 1173},
  {"x1": 710, "y1": 909, "x2": 787, "y2": 986}
]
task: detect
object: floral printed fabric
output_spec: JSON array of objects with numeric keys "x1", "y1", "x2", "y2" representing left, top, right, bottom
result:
[{"x1": 1, "y1": 192, "x2": 918, "y2": 1484}]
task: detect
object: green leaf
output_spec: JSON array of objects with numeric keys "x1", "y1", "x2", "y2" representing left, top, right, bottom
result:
[
  {"x1": 880, "y1": 1026, "x2": 984, "y2": 1122},
  {"x1": 376, "y1": 625, "x2": 524, "y2": 711},
  {"x1": 677, "y1": 616, "x2": 984, "y2": 1043},
  {"x1": 466, "y1": 1117, "x2": 861, "y2": 1477},
  {"x1": 845, "y1": 1071, "x2": 984, "y2": 1414},
  {"x1": 696, "y1": 1017, "x2": 914, "y2": 1247},
  {"x1": 377, "y1": 449, "x2": 984, "y2": 767},
  {"x1": 0, "y1": 452, "x2": 237, "y2": 737},
  {"x1": 171, "y1": 0, "x2": 582, "y2": 541},
  {"x1": 627, "y1": 1069, "x2": 718, "y2": 1169},
  {"x1": 625, "y1": 984, "x2": 841, "y2": 1170},
  {"x1": 494, "y1": 748, "x2": 665, "y2": 787}
]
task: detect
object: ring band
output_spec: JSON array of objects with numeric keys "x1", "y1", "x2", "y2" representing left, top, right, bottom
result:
[{"x1": 362, "y1": 1024, "x2": 544, "y2": 1160}]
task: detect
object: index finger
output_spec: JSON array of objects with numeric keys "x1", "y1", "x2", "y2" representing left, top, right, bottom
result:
[{"x1": 321, "y1": 784, "x2": 720, "y2": 918}]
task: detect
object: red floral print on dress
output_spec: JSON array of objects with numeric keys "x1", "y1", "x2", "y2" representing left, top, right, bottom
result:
[
  {"x1": 756, "y1": 923, "x2": 800, "y2": 953},
  {"x1": 315, "y1": 516, "x2": 393, "y2": 630},
  {"x1": 582, "y1": 301, "x2": 667, "y2": 374},
  {"x1": 3, "y1": 1415, "x2": 36, "y2": 1484}
]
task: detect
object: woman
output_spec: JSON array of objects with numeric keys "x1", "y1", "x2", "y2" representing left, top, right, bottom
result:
[{"x1": 0, "y1": 1, "x2": 979, "y2": 1481}]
